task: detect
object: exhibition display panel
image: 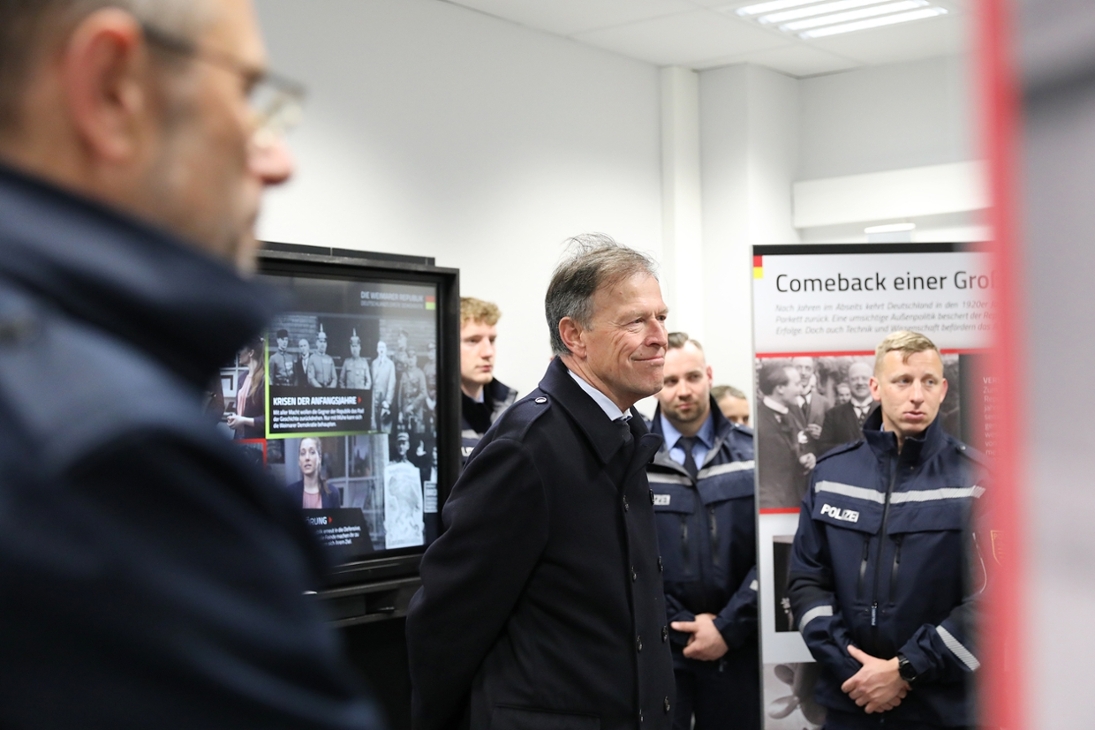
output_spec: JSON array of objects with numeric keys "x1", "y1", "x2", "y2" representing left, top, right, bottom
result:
[{"x1": 222, "y1": 243, "x2": 460, "y2": 625}]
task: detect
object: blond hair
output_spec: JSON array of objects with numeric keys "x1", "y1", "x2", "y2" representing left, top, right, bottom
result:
[
  {"x1": 461, "y1": 297, "x2": 501, "y2": 328},
  {"x1": 874, "y1": 330, "x2": 941, "y2": 373}
]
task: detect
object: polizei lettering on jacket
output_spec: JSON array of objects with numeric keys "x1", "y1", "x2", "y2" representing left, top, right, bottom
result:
[{"x1": 820, "y1": 504, "x2": 860, "y2": 523}]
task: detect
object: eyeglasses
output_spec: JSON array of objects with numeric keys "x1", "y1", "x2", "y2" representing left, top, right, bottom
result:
[{"x1": 140, "y1": 22, "x2": 306, "y2": 149}]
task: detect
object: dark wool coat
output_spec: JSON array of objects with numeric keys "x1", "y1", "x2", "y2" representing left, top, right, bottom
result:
[{"x1": 407, "y1": 357, "x2": 675, "y2": 730}]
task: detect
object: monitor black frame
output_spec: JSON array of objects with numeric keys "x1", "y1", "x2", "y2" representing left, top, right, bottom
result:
[{"x1": 257, "y1": 242, "x2": 460, "y2": 589}]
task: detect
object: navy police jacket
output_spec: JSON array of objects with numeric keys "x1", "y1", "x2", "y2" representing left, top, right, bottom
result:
[
  {"x1": 0, "y1": 164, "x2": 380, "y2": 727},
  {"x1": 408, "y1": 357, "x2": 675, "y2": 730},
  {"x1": 646, "y1": 403, "x2": 758, "y2": 655},
  {"x1": 788, "y1": 409, "x2": 986, "y2": 727}
]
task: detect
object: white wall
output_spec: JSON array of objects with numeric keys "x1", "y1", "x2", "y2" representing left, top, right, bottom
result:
[
  {"x1": 798, "y1": 55, "x2": 975, "y2": 181},
  {"x1": 254, "y1": 0, "x2": 664, "y2": 396},
  {"x1": 698, "y1": 65, "x2": 800, "y2": 402}
]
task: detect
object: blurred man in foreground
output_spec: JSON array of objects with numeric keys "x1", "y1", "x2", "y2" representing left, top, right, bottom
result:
[
  {"x1": 647, "y1": 333, "x2": 759, "y2": 730},
  {"x1": 0, "y1": 1, "x2": 379, "y2": 726}
]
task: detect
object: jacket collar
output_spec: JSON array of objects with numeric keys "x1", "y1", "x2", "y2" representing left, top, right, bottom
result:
[
  {"x1": 861, "y1": 406, "x2": 947, "y2": 465},
  {"x1": 538, "y1": 357, "x2": 660, "y2": 466},
  {"x1": 649, "y1": 396, "x2": 736, "y2": 472},
  {"x1": 0, "y1": 163, "x2": 284, "y2": 389}
]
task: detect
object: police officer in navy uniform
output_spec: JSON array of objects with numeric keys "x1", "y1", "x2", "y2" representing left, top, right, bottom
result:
[
  {"x1": 646, "y1": 332, "x2": 759, "y2": 730},
  {"x1": 407, "y1": 235, "x2": 675, "y2": 730},
  {"x1": 788, "y1": 331, "x2": 986, "y2": 730}
]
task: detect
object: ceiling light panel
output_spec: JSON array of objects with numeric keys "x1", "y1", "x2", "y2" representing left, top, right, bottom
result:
[{"x1": 728, "y1": 0, "x2": 949, "y2": 38}]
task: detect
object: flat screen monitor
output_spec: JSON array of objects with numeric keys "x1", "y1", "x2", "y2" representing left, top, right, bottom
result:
[{"x1": 220, "y1": 244, "x2": 460, "y2": 587}]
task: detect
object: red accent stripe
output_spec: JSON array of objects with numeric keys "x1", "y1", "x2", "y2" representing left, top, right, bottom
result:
[
  {"x1": 753, "y1": 255, "x2": 763, "y2": 267},
  {"x1": 977, "y1": 1, "x2": 1026, "y2": 728},
  {"x1": 759, "y1": 507, "x2": 802, "y2": 515}
]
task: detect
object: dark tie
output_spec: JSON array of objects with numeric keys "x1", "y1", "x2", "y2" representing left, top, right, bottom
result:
[
  {"x1": 616, "y1": 417, "x2": 633, "y2": 446},
  {"x1": 856, "y1": 405, "x2": 869, "y2": 425},
  {"x1": 677, "y1": 436, "x2": 699, "y2": 480}
]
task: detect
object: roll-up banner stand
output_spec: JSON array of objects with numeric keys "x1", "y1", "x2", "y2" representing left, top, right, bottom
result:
[{"x1": 751, "y1": 243, "x2": 996, "y2": 729}]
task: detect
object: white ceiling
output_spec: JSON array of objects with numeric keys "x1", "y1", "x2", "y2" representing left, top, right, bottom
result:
[{"x1": 440, "y1": 0, "x2": 970, "y2": 77}]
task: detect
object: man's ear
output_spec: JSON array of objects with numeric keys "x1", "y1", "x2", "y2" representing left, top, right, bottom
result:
[
  {"x1": 61, "y1": 9, "x2": 154, "y2": 163},
  {"x1": 558, "y1": 317, "x2": 586, "y2": 358}
]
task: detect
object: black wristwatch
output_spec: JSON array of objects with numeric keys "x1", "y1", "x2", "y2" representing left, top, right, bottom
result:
[{"x1": 896, "y1": 653, "x2": 918, "y2": 684}]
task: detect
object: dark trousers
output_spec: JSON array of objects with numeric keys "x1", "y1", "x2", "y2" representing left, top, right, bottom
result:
[{"x1": 672, "y1": 654, "x2": 759, "y2": 730}]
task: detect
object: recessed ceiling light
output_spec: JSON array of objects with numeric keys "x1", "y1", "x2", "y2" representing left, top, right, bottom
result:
[
  {"x1": 735, "y1": 0, "x2": 821, "y2": 17},
  {"x1": 799, "y1": 6, "x2": 947, "y2": 37},
  {"x1": 757, "y1": 0, "x2": 892, "y2": 25},
  {"x1": 781, "y1": 0, "x2": 927, "y2": 31},
  {"x1": 864, "y1": 223, "x2": 916, "y2": 233}
]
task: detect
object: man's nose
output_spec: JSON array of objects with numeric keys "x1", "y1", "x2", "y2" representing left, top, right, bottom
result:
[{"x1": 251, "y1": 135, "x2": 295, "y2": 186}]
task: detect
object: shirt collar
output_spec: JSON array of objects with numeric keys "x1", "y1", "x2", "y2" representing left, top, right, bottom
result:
[
  {"x1": 659, "y1": 412, "x2": 714, "y2": 451},
  {"x1": 568, "y1": 369, "x2": 630, "y2": 422},
  {"x1": 851, "y1": 395, "x2": 875, "y2": 409},
  {"x1": 763, "y1": 395, "x2": 789, "y2": 415}
]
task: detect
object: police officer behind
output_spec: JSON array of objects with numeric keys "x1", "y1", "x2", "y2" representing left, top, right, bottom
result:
[
  {"x1": 459, "y1": 297, "x2": 517, "y2": 460},
  {"x1": 647, "y1": 333, "x2": 759, "y2": 730},
  {"x1": 788, "y1": 331, "x2": 985, "y2": 730},
  {"x1": 712, "y1": 384, "x2": 750, "y2": 427},
  {"x1": 407, "y1": 234, "x2": 675, "y2": 730}
]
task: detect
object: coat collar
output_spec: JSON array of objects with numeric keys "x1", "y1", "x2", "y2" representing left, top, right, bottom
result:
[
  {"x1": 862, "y1": 406, "x2": 947, "y2": 465},
  {"x1": 538, "y1": 357, "x2": 660, "y2": 466},
  {"x1": 650, "y1": 396, "x2": 736, "y2": 472},
  {"x1": 0, "y1": 162, "x2": 284, "y2": 389}
]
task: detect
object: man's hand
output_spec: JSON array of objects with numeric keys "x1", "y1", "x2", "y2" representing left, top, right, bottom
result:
[
  {"x1": 670, "y1": 613, "x2": 728, "y2": 661},
  {"x1": 841, "y1": 645, "x2": 910, "y2": 714},
  {"x1": 805, "y1": 423, "x2": 822, "y2": 439},
  {"x1": 799, "y1": 452, "x2": 817, "y2": 471}
]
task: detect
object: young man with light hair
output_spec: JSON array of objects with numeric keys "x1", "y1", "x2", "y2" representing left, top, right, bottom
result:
[
  {"x1": 458, "y1": 296, "x2": 517, "y2": 460},
  {"x1": 712, "y1": 384, "x2": 750, "y2": 427},
  {"x1": 788, "y1": 331, "x2": 985, "y2": 730}
]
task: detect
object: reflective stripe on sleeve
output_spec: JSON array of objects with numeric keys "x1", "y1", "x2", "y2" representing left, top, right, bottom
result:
[
  {"x1": 749, "y1": 580, "x2": 758, "y2": 591},
  {"x1": 798, "y1": 605, "x2": 833, "y2": 632},
  {"x1": 936, "y1": 625, "x2": 981, "y2": 671},
  {"x1": 647, "y1": 473, "x2": 691, "y2": 485},
  {"x1": 815, "y1": 481, "x2": 985, "y2": 504},
  {"x1": 698, "y1": 460, "x2": 755, "y2": 479}
]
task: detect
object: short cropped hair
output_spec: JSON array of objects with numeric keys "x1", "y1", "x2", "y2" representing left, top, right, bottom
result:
[
  {"x1": 0, "y1": 0, "x2": 211, "y2": 132},
  {"x1": 712, "y1": 385, "x2": 746, "y2": 401},
  {"x1": 757, "y1": 362, "x2": 793, "y2": 396},
  {"x1": 545, "y1": 233, "x2": 658, "y2": 357},
  {"x1": 460, "y1": 297, "x2": 501, "y2": 328},
  {"x1": 874, "y1": 330, "x2": 941, "y2": 373},
  {"x1": 667, "y1": 332, "x2": 703, "y2": 351}
]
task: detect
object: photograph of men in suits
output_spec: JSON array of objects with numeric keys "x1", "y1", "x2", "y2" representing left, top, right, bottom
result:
[
  {"x1": 792, "y1": 356, "x2": 830, "y2": 454},
  {"x1": 756, "y1": 362, "x2": 816, "y2": 509},
  {"x1": 818, "y1": 360, "x2": 877, "y2": 456}
]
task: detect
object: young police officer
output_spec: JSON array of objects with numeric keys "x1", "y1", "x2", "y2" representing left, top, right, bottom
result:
[
  {"x1": 789, "y1": 331, "x2": 985, "y2": 730},
  {"x1": 647, "y1": 333, "x2": 759, "y2": 730}
]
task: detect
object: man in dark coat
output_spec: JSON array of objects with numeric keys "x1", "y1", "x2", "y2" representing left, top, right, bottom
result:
[
  {"x1": 0, "y1": 2, "x2": 381, "y2": 727},
  {"x1": 757, "y1": 362, "x2": 815, "y2": 509},
  {"x1": 817, "y1": 361, "x2": 878, "y2": 456},
  {"x1": 407, "y1": 235, "x2": 676, "y2": 730}
]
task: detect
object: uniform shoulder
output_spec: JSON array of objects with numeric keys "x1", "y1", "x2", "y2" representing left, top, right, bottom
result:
[
  {"x1": 944, "y1": 435, "x2": 988, "y2": 469},
  {"x1": 815, "y1": 438, "x2": 865, "y2": 465},
  {"x1": 486, "y1": 389, "x2": 554, "y2": 440}
]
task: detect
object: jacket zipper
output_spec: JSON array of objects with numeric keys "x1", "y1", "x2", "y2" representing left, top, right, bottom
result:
[
  {"x1": 680, "y1": 519, "x2": 689, "y2": 565},
  {"x1": 870, "y1": 462, "x2": 898, "y2": 646}
]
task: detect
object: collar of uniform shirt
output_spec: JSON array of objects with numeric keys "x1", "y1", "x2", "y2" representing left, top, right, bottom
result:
[
  {"x1": 567, "y1": 369, "x2": 631, "y2": 422},
  {"x1": 659, "y1": 411, "x2": 714, "y2": 468}
]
